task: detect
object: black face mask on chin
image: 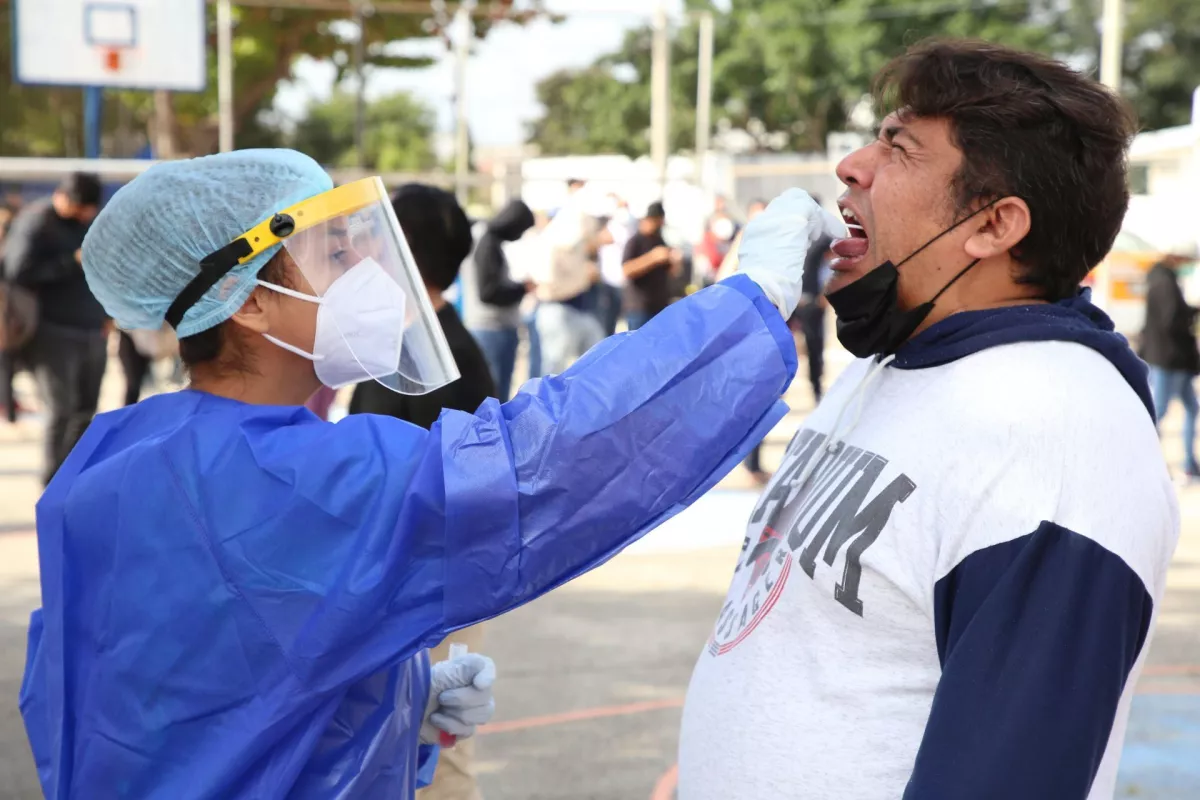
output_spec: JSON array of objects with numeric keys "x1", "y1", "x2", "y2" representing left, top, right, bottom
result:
[{"x1": 826, "y1": 199, "x2": 1000, "y2": 359}]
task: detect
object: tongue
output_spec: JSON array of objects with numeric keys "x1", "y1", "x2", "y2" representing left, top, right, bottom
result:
[{"x1": 831, "y1": 237, "x2": 869, "y2": 258}]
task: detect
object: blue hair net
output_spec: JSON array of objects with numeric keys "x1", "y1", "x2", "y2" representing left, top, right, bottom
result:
[{"x1": 81, "y1": 149, "x2": 334, "y2": 337}]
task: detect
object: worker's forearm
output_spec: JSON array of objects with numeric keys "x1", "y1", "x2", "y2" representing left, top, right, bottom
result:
[{"x1": 436, "y1": 274, "x2": 797, "y2": 628}]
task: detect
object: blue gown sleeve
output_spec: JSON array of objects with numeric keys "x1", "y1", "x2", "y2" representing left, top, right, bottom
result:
[
  {"x1": 226, "y1": 275, "x2": 795, "y2": 691},
  {"x1": 415, "y1": 745, "x2": 439, "y2": 789},
  {"x1": 436, "y1": 275, "x2": 797, "y2": 628}
]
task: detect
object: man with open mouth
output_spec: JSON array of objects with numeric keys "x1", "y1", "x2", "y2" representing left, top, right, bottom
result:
[{"x1": 678, "y1": 40, "x2": 1179, "y2": 800}]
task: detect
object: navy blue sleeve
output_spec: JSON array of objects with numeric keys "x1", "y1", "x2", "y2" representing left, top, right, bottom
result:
[{"x1": 904, "y1": 521, "x2": 1153, "y2": 800}]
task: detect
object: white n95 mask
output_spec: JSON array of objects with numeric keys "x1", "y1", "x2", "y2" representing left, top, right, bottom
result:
[{"x1": 259, "y1": 257, "x2": 407, "y2": 389}]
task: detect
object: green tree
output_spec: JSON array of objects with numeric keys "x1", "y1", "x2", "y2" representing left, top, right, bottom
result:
[
  {"x1": 1055, "y1": 0, "x2": 1200, "y2": 130},
  {"x1": 528, "y1": 66, "x2": 652, "y2": 157},
  {"x1": 0, "y1": 0, "x2": 540, "y2": 158},
  {"x1": 524, "y1": 0, "x2": 1084, "y2": 157},
  {"x1": 290, "y1": 90, "x2": 437, "y2": 171},
  {"x1": 526, "y1": 17, "x2": 707, "y2": 157}
]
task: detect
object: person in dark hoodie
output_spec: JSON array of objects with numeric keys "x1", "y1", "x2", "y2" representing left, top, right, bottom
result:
[
  {"x1": 679, "y1": 41, "x2": 1177, "y2": 800},
  {"x1": 349, "y1": 184, "x2": 495, "y2": 427},
  {"x1": 462, "y1": 199, "x2": 535, "y2": 400},
  {"x1": 1, "y1": 195, "x2": 22, "y2": 423},
  {"x1": 1139, "y1": 238, "x2": 1200, "y2": 480},
  {"x1": 3, "y1": 173, "x2": 106, "y2": 482}
]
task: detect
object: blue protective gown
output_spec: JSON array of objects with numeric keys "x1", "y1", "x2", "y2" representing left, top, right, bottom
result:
[{"x1": 20, "y1": 275, "x2": 796, "y2": 799}]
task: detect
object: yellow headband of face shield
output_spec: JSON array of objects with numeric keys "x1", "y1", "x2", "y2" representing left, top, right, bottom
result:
[
  {"x1": 231, "y1": 177, "x2": 382, "y2": 266},
  {"x1": 165, "y1": 177, "x2": 385, "y2": 330}
]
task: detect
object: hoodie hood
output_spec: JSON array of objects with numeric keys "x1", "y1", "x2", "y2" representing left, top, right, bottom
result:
[
  {"x1": 891, "y1": 289, "x2": 1154, "y2": 420},
  {"x1": 488, "y1": 200, "x2": 535, "y2": 242}
]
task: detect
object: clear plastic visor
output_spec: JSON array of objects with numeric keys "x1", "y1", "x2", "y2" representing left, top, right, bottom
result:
[{"x1": 279, "y1": 177, "x2": 458, "y2": 395}]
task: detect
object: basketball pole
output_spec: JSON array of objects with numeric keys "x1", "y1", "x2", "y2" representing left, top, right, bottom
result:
[
  {"x1": 84, "y1": 89, "x2": 104, "y2": 159},
  {"x1": 217, "y1": 0, "x2": 235, "y2": 153}
]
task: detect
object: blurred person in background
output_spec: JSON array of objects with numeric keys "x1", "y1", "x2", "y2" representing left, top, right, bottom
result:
[
  {"x1": 349, "y1": 183, "x2": 495, "y2": 800},
  {"x1": 595, "y1": 193, "x2": 636, "y2": 336},
  {"x1": 0, "y1": 201, "x2": 14, "y2": 243},
  {"x1": 698, "y1": 194, "x2": 740, "y2": 277},
  {"x1": 115, "y1": 324, "x2": 181, "y2": 407},
  {"x1": 622, "y1": 201, "x2": 680, "y2": 331},
  {"x1": 745, "y1": 200, "x2": 767, "y2": 224},
  {"x1": 547, "y1": 177, "x2": 587, "y2": 221},
  {"x1": 2, "y1": 173, "x2": 106, "y2": 483},
  {"x1": 1139, "y1": 238, "x2": 1200, "y2": 482},
  {"x1": 519, "y1": 210, "x2": 551, "y2": 381},
  {"x1": 1, "y1": 196, "x2": 20, "y2": 422},
  {"x1": 791, "y1": 195, "x2": 834, "y2": 403},
  {"x1": 463, "y1": 198, "x2": 536, "y2": 401},
  {"x1": 117, "y1": 329, "x2": 152, "y2": 406},
  {"x1": 531, "y1": 189, "x2": 607, "y2": 373},
  {"x1": 716, "y1": 200, "x2": 766, "y2": 282}
]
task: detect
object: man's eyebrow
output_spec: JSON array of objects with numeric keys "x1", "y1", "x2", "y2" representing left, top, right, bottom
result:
[{"x1": 881, "y1": 123, "x2": 922, "y2": 148}]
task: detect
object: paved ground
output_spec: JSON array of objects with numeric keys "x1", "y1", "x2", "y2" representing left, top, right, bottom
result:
[{"x1": 0, "y1": 345, "x2": 1198, "y2": 799}]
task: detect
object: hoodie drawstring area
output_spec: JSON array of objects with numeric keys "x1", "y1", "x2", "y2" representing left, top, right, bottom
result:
[{"x1": 791, "y1": 354, "x2": 896, "y2": 492}]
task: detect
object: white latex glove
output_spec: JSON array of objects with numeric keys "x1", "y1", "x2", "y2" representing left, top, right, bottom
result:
[
  {"x1": 419, "y1": 652, "x2": 496, "y2": 745},
  {"x1": 727, "y1": 188, "x2": 848, "y2": 317}
]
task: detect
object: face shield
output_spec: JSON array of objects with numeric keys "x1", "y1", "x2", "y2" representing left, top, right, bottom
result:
[{"x1": 167, "y1": 177, "x2": 459, "y2": 396}]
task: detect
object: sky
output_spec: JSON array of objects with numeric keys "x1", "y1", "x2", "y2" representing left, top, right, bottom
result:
[{"x1": 273, "y1": 0, "x2": 688, "y2": 149}]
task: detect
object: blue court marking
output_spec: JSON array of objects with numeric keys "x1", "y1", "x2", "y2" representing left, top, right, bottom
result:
[{"x1": 1117, "y1": 693, "x2": 1200, "y2": 799}]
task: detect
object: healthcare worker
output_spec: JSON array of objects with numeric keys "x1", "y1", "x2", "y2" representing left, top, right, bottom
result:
[{"x1": 19, "y1": 150, "x2": 842, "y2": 799}]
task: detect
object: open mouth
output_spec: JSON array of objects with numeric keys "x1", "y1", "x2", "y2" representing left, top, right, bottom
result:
[{"x1": 830, "y1": 205, "x2": 870, "y2": 268}]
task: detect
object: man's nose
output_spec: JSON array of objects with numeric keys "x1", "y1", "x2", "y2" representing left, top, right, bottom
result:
[{"x1": 836, "y1": 144, "x2": 878, "y2": 190}]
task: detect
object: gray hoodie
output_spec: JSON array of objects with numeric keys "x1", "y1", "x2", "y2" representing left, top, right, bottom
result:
[{"x1": 462, "y1": 200, "x2": 535, "y2": 331}]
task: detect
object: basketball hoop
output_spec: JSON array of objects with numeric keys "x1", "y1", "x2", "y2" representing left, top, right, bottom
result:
[
  {"x1": 102, "y1": 47, "x2": 123, "y2": 74},
  {"x1": 14, "y1": 0, "x2": 205, "y2": 92}
]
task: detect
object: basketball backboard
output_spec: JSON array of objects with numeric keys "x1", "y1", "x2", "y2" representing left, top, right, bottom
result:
[{"x1": 12, "y1": 0, "x2": 206, "y2": 91}]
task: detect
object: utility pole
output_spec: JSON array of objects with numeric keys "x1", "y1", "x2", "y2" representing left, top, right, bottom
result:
[
  {"x1": 650, "y1": 2, "x2": 670, "y2": 191},
  {"x1": 217, "y1": 0, "x2": 235, "y2": 152},
  {"x1": 694, "y1": 11, "x2": 714, "y2": 189},
  {"x1": 1095, "y1": 0, "x2": 1124, "y2": 313},
  {"x1": 453, "y1": 0, "x2": 476, "y2": 205},
  {"x1": 1099, "y1": 0, "x2": 1123, "y2": 91},
  {"x1": 354, "y1": 2, "x2": 368, "y2": 168}
]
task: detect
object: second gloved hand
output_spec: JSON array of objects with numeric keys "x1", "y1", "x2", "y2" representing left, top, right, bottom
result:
[
  {"x1": 728, "y1": 188, "x2": 848, "y2": 317},
  {"x1": 419, "y1": 652, "x2": 496, "y2": 745}
]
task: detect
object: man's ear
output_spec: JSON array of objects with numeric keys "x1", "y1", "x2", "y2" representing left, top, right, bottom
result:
[
  {"x1": 227, "y1": 286, "x2": 273, "y2": 334},
  {"x1": 964, "y1": 197, "x2": 1031, "y2": 261}
]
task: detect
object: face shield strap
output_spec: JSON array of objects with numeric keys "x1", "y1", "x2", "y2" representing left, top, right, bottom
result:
[
  {"x1": 165, "y1": 238, "x2": 254, "y2": 330},
  {"x1": 162, "y1": 177, "x2": 385, "y2": 332}
]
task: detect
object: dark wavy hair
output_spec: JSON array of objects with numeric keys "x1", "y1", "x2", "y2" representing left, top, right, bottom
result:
[{"x1": 876, "y1": 40, "x2": 1137, "y2": 301}]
